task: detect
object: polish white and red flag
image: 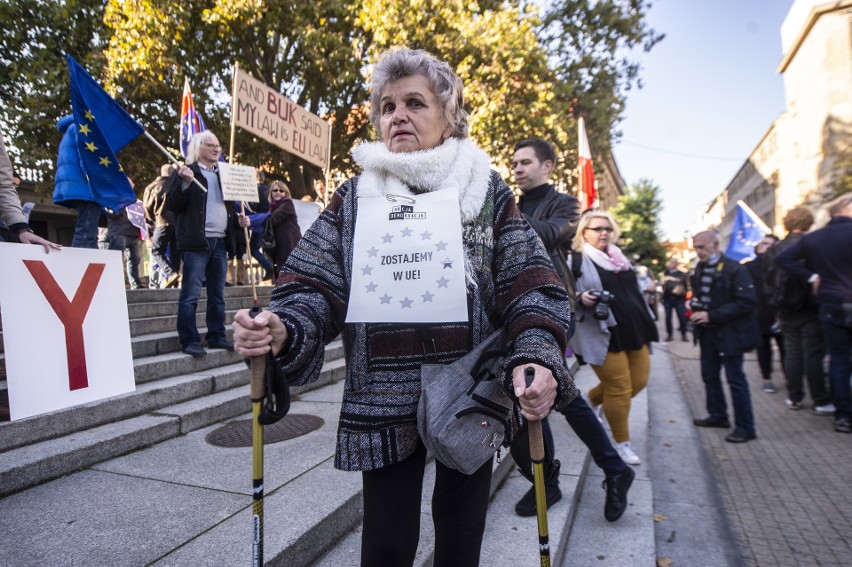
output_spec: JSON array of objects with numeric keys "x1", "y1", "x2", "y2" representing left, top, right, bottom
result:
[{"x1": 578, "y1": 116, "x2": 597, "y2": 210}]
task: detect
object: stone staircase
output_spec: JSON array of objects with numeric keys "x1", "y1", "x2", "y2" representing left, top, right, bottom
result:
[
  {"x1": 0, "y1": 288, "x2": 665, "y2": 566},
  {"x1": 0, "y1": 286, "x2": 346, "y2": 497}
]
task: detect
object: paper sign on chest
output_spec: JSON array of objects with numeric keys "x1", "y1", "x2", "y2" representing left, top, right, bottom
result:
[
  {"x1": 0, "y1": 245, "x2": 135, "y2": 421},
  {"x1": 346, "y1": 189, "x2": 468, "y2": 323}
]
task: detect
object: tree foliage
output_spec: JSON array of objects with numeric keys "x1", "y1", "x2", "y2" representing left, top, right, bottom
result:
[
  {"x1": 543, "y1": 0, "x2": 663, "y2": 162},
  {"x1": 611, "y1": 178, "x2": 667, "y2": 272},
  {"x1": 1, "y1": 0, "x2": 661, "y2": 200},
  {"x1": 0, "y1": 0, "x2": 107, "y2": 178}
]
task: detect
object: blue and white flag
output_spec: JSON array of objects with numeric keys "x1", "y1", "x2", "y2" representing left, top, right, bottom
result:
[
  {"x1": 125, "y1": 199, "x2": 148, "y2": 240},
  {"x1": 725, "y1": 200, "x2": 770, "y2": 262}
]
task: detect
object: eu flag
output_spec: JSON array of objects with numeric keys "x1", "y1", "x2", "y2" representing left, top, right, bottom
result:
[
  {"x1": 66, "y1": 54, "x2": 144, "y2": 211},
  {"x1": 179, "y1": 78, "x2": 207, "y2": 158},
  {"x1": 725, "y1": 201, "x2": 769, "y2": 262},
  {"x1": 125, "y1": 199, "x2": 148, "y2": 240}
]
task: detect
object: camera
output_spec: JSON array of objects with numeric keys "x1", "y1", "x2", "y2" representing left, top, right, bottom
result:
[
  {"x1": 690, "y1": 300, "x2": 710, "y2": 312},
  {"x1": 588, "y1": 290, "x2": 616, "y2": 320}
]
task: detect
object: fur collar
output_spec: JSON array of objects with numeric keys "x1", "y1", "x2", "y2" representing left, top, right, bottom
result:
[{"x1": 351, "y1": 138, "x2": 491, "y2": 222}]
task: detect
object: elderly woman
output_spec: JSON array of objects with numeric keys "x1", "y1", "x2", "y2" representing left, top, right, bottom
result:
[
  {"x1": 233, "y1": 48, "x2": 575, "y2": 566},
  {"x1": 266, "y1": 180, "x2": 301, "y2": 278},
  {"x1": 569, "y1": 211, "x2": 658, "y2": 466}
]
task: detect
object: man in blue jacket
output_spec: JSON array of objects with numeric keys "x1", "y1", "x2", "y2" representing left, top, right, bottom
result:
[
  {"x1": 166, "y1": 130, "x2": 248, "y2": 357},
  {"x1": 775, "y1": 194, "x2": 852, "y2": 434},
  {"x1": 52, "y1": 116, "x2": 103, "y2": 248},
  {"x1": 690, "y1": 230, "x2": 761, "y2": 443}
]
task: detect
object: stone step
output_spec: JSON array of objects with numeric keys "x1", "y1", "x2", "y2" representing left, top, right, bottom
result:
[
  {"x1": 0, "y1": 364, "x2": 244, "y2": 454},
  {"x1": 0, "y1": 363, "x2": 624, "y2": 567},
  {"x1": 127, "y1": 294, "x2": 266, "y2": 319},
  {"x1": 129, "y1": 308, "x2": 247, "y2": 336},
  {"x1": 0, "y1": 380, "x2": 358, "y2": 565},
  {"x1": 123, "y1": 285, "x2": 274, "y2": 304},
  {"x1": 0, "y1": 413, "x2": 181, "y2": 497},
  {"x1": 0, "y1": 345, "x2": 345, "y2": 494}
]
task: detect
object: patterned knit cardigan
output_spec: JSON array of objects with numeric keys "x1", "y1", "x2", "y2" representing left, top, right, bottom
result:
[{"x1": 270, "y1": 159, "x2": 577, "y2": 472}]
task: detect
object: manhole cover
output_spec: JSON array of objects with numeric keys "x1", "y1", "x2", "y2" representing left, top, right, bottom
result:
[{"x1": 205, "y1": 414, "x2": 324, "y2": 447}]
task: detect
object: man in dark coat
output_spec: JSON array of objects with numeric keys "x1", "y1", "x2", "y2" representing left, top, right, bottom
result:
[
  {"x1": 775, "y1": 194, "x2": 852, "y2": 434},
  {"x1": 691, "y1": 230, "x2": 761, "y2": 443},
  {"x1": 512, "y1": 138, "x2": 634, "y2": 523},
  {"x1": 165, "y1": 130, "x2": 248, "y2": 357},
  {"x1": 745, "y1": 235, "x2": 784, "y2": 394},
  {"x1": 764, "y1": 207, "x2": 831, "y2": 414},
  {"x1": 661, "y1": 258, "x2": 689, "y2": 342},
  {"x1": 143, "y1": 164, "x2": 179, "y2": 288}
]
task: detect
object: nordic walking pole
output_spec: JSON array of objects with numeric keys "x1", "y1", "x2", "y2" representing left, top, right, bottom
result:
[
  {"x1": 249, "y1": 304, "x2": 266, "y2": 566},
  {"x1": 525, "y1": 367, "x2": 551, "y2": 567}
]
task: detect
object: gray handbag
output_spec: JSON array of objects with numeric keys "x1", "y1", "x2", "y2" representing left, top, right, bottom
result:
[{"x1": 417, "y1": 331, "x2": 515, "y2": 475}]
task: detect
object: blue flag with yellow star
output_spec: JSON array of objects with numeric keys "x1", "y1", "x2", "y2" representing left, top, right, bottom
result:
[
  {"x1": 725, "y1": 200, "x2": 770, "y2": 262},
  {"x1": 66, "y1": 54, "x2": 144, "y2": 210}
]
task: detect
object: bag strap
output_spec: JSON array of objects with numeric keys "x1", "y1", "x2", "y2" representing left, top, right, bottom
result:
[{"x1": 570, "y1": 251, "x2": 583, "y2": 280}]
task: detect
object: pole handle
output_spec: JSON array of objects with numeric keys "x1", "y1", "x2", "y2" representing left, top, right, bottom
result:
[
  {"x1": 249, "y1": 305, "x2": 267, "y2": 400},
  {"x1": 525, "y1": 367, "x2": 545, "y2": 462}
]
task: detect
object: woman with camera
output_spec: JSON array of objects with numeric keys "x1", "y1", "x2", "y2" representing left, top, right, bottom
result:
[{"x1": 569, "y1": 211, "x2": 658, "y2": 465}]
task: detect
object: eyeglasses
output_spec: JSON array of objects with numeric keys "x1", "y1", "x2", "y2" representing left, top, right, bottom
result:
[
  {"x1": 585, "y1": 226, "x2": 614, "y2": 233},
  {"x1": 271, "y1": 189, "x2": 286, "y2": 193}
]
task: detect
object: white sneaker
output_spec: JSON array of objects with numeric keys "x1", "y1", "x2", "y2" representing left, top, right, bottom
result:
[
  {"x1": 581, "y1": 391, "x2": 603, "y2": 423},
  {"x1": 813, "y1": 403, "x2": 836, "y2": 415},
  {"x1": 616, "y1": 441, "x2": 641, "y2": 466}
]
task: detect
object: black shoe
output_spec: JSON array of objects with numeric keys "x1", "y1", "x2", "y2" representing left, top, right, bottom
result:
[
  {"x1": 835, "y1": 417, "x2": 851, "y2": 434},
  {"x1": 682, "y1": 335, "x2": 689, "y2": 342},
  {"x1": 515, "y1": 481, "x2": 562, "y2": 517},
  {"x1": 665, "y1": 335, "x2": 673, "y2": 342},
  {"x1": 725, "y1": 430, "x2": 757, "y2": 443},
  {"x1": 262, "y1": 268, "x2": 273, "y2": 281},
  {"x1": 182, "y1": 342, "x2": 207, "y2": 358},
  {"x1": 693, "y1": 417, "x2": 731, "y2": 428},
  {"x1": 207, "y1": 339, "x2": 235, "y2": 351},
  {"x1": 603, "y1": 466, "x2": 635, "y2": 522}
]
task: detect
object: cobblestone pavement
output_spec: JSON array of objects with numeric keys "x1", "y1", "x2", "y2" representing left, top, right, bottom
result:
[{"x1": 660, "y1": 332, "x2": 851, "y2": 567}]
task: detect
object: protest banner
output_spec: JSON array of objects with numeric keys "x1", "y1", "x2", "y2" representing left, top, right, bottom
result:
[
  {"x1": 219, "y1": 162, "x2": 259, "y2": 202},
  {"x1": 0, "y1": 246, "x2": 135, "y2": 420},
  {"x1": 232, "y1": 67, "x2": 331, "y2": 170}
]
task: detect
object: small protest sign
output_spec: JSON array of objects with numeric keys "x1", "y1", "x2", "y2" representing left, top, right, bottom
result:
[
  {"x1": 219, "y1": 162, "x2": 259, "y2": 202},
  {"x1": 346, "y1": 190, "x2": 467, "y2": 323}
]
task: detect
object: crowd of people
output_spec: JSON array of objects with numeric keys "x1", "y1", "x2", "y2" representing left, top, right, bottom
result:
[
  {"x1": 659, "y1": 199, "x2": 851, "y2": 440},
  {"x1": 2, "y1": 46, "x2": 849, "y2": 565},
  {"x1": 51, "y1": 124, "x2": 305, "y2": 294}
]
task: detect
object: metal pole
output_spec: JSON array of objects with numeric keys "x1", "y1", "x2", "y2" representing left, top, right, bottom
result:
[
  {"x1": 525, "y1": 367, "x2": 551, "y2": 567},
  {"x1": 250, "y1": 306, "x2": 266, "y2": 567},
  {"x1": 141, "y1": 130, "x2": 206, "y2": 193}
]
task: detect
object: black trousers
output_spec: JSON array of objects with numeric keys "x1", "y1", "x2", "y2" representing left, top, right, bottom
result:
[{"x1": 361, "y1": 440, "x2": 492, "y2": 567}]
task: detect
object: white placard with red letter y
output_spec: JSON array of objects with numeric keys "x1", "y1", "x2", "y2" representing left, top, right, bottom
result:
[{"x1": 0, "y1": 245, "x2": 135, "y2": 421}]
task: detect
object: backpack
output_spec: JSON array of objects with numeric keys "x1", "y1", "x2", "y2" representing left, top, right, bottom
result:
[
  {"x1": 261, "y1": 216, "x2": 276, "y2": 257},
  {"x1": 763, "y1": 241, "x2": 810, "y2": 311}
]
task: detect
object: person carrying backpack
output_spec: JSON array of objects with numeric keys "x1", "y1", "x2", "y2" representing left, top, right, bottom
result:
[
  {"x1": 765, "y1": 207, "x2": 833, "y2": 415},
  {"x1": 746, "y1": 235, "x2": 785, "y2": 394}
]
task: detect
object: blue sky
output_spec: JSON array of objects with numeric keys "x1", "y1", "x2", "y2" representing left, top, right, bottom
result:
[{"x1": 611, "y1": 0, "x2": 794, "y2": 240}]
